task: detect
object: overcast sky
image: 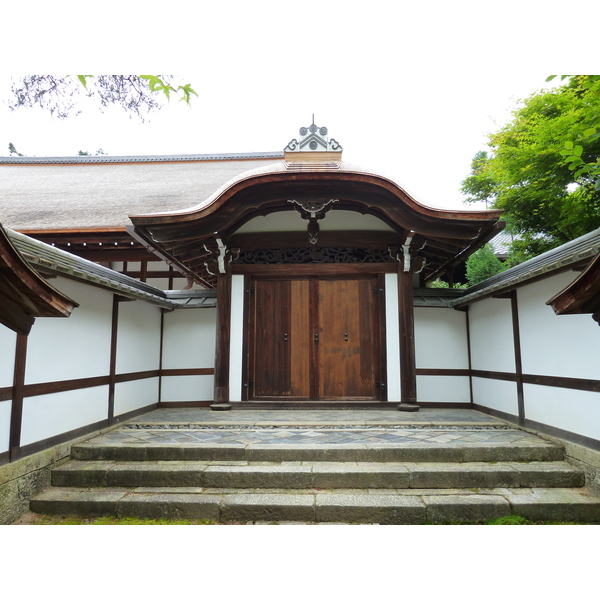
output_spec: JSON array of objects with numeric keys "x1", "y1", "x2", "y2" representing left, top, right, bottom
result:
[{"x1": 2, "y1": 1, "x2": 598, "y2": 214}]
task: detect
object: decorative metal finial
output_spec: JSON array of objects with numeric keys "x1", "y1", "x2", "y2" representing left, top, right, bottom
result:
[{"x1": 284, "y1": 120, "x2": 342, "y2": 153}]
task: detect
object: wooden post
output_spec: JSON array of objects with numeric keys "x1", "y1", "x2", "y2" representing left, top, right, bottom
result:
[
  {"x1": 211, "y1": 270, "x2": 232, "y2": 410},
  {"x1": 9, "y1": 333, "x2": 28, "y2": 461},
  {"x1": 397, "y1": 264, "x2": 419, "y2": 411}
]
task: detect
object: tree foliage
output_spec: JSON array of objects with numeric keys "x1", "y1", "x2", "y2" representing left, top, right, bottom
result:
[
  {"x1": 461, "y1": 76, "x2": 600, "y2": 260},
  {"x1": 7, "y1": 75, "x2": 197, "y2": 121},
  {"x1": 465, "y1": 244, "x2": 508, "y2": 285}
]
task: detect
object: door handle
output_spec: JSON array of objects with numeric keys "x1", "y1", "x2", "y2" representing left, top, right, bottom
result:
[
  {"x1": 314, "y1": 333, "x2": 319, "y2": 342},
  {"x1": 284, "y1": 333, "x2": 288, "y2": 342},
  {"x1": 344, "y1": 333, "x2": 349, "y2": 341}
]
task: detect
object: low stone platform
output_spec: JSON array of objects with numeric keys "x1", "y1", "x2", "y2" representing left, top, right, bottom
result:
[{"x1": 27, "y1": 408, "x2": 600, "y2": 524}]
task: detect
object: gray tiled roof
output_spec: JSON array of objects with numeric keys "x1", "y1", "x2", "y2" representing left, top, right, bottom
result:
[
  {"x1": 451, "y1": 226, "x2": 600, "y2": 307},
  {"x1": 0, "y1": 154, "x2": 283, "y2": 230},
  {"x1": 4, "y1": 228, "x2": 216, "y2": 309},
  {"x1": 0, "y1": 152, "x2": 284, "y2": 164}
]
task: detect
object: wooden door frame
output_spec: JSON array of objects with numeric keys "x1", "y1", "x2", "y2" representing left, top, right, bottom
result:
[{"x1": 241, "y1": 269, "x2": 388, "y2": 402}]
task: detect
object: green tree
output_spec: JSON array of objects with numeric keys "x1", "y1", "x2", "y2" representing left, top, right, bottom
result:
[
  {"x1": 465, "y1": 244, "x2": 508, "y2": 285},
  {"x1": 8, "y1": 75, "x2": 197, "y2": 121},
  {"x1": 8, "y1": 142, "x2": 23, "y2": 156},
  {"x1": 461, "y1": 76, "x2": 600, "y2": 260}
]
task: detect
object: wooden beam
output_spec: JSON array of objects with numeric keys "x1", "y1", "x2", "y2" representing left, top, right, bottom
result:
[
  {"x1": 9, "y1": 334, "x2": 27, "y2": 461},
  {"x1": 397, "y1": 264, "x2": 419, "y2": 411},
  {"x1": 211, "y1": 270, "x2": 232, "y2": 410}
]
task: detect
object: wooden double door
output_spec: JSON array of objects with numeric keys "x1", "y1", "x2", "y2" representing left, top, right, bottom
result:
[{"x1": 246, "y1": 276, "x2": 385, "y2": 401}]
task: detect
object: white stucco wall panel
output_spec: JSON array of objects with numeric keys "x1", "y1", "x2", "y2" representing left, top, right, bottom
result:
[
  {"x1": 0, "y1": 401, "x2": 11, "y2": 453},
  {"x1": 20, "y1": 386, "x2": 108, "y2": 447},
  {"x1": 162, "y1": 308, "x2": 216, "y2": 370},
  {"x1": 517, "y1": 272, "x2": 600, "y2": 379},
  {"x1": 415, "y1": 308, "x2": 468, "y2": 369},
  {"x1": 524, "y1": 384, "x2": 600, "y2": 441},
  {"x1": 417, "y1": 376, "x2": 470, "y2": 403},
  {"x1": 471, "y1": 377, "x2": 519, "y2": 416},
  {"x1": 468, "y1": 298, "x2": 515, "y2": 373},
  {"x1": 24, "y1": 278, "x2": 113, "y2": 384},
  {"x1": 116, "y1": 301, "x2": 161, "y2": 374},
  {"x1": 161, "y1": 375, "x2": 214, "y2": 403},
  {"x1": 0, "y1": 325, "x2": 17, "y2": 388},
  {"x1": 384, "y1": 274, "x2": 401, "y2": 402},
  {"x1": 114, "y1": 378, "x2": 158, "y2": 416},
  {"x1": 230, "y1": 275, "x2": 245, "y2": 402}
]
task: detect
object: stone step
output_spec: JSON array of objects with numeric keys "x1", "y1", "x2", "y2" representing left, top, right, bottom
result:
[
  {"x1": 70, "y1": 441, "x2": 565, "y2": 463},
  {"x1": 51, "y1": 460, "x2": 585, "y2": 490},
  {"x1": 29, "y1": 486, "x2": 600, "y2": 524}
]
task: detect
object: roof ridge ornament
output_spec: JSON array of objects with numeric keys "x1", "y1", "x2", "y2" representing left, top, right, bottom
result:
[{"x1": 284, "y1": 120, "x2": 343, "y2": 157}]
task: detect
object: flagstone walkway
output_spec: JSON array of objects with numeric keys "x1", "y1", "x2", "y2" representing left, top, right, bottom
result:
[{"x1": 85, "y1": 408, "x2": 550, "y2": 448}]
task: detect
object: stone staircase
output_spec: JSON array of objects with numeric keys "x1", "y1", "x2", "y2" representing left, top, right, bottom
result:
[{"x1": 29, "y1": 422, "x2": 600, "y2": 524}]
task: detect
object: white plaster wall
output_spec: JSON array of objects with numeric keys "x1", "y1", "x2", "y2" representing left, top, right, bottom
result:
[
  {"x1": 384, "y1": 273, "x2": 401, "y2": 402},
  {"x1": 229, "y1": 275, "x2": 245, "y2": 402},
  {"x1": 24, "y1": 277, "x2": 113, "y2": 384},
  {"x1": 417, "y1": 376, "x2": 470, "y2": 404},
  {"x1": 0, "y1": 325, "x2": 17, "y2": 388},
  {"x1": 523, "y1": 383, "x2": 600, "y2": 441},
  {"x1": 0, "y1": 401, "x2": 11, "y2": 453},
  {"x1": 116, "y1": 301, "x2": 161, "y2": 374},
  {"x1": 415, "y1": 307, "x2": 469, "y2": 369},
  {"x1": 162, "y1": 308, "x2": 216, "y2": 369},
  {"x1": 114, "y1": 378, "x2": 159, "y2": 416},
  {"x1": 468, "y1": 298, "x2": 515, "y2": 373},
  {"x1": 471, "y1": 377, "x2": 519, "y2": 416},
  {"x1": 161, "y1": 375, "x2": 215, "y2": 403},
  {"x1": 20, "y1": 386, "x2": 109, "y2": 447},
  {"x1": 517, "y1": 272, "x2": 600, "y2": 379},
  {"x1": 236, "y1": 210, "x2": 395, "y2": 234}
]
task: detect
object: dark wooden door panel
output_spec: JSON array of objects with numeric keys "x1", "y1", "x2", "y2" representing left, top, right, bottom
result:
[
  {"x1": 249, "y1": 276, "x2": 381, "y2": 401},
  {"x1": 252, "y1": 279, "x2": 311, "y2": 399},
  {"x1": 318, "y1": 279, "x2": 378, "y2": 399}
]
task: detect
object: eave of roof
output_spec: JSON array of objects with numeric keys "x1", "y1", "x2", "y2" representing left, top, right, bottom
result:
[
  {"x1": 4, "y1": 228, "x2": 216, "y2": 309},
  {"x1": 0, "y1": 225, "x2": 78, "y2": 335},
  {"x1": 129, "y1": 160, "x2": 503, "y2": 287},
  {"x1": 451, "y1": 227, "x2": 600, "y2": 308}
]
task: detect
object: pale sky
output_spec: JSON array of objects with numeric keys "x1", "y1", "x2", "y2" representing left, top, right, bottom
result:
[{"x1": 1, "y1": 1, "x2": 597, "y2": 213}]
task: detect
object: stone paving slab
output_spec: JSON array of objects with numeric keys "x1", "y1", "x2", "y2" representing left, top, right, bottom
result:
[
  {"x1": 128, "y1": 408, "x2": 503, "y2": 426},
  {"x1": 30, "y1": 486, "x2": 600, "y2": 523},
  {"x1": 52, "y1": 460, "x2": 583, "y2": 489}
]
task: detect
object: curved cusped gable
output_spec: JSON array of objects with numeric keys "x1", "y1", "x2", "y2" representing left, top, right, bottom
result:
[{"x1": 129, "y1": 132, "x2": 503, "y2": 288}]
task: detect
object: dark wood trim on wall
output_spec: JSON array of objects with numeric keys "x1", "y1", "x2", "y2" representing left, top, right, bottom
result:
[
  {"x1": 523, "y1": 418, "x2": 600, "y2": 452},
  {"x1": 161, "y1": 368, "x2": 215, "y2": 377},
  {"x1": 232, "y1": 264, "x2": 398, "y2": 276},
  {"x1": 415, "y1": 369, "x2": 471, "y2": 376},
  {"x1": 510, "y1": 290, "x2": 525, "y2": 427},
  {"x1": 8, "y1": 333, "x2": 27, "y2": 461},
  {"x1": 24, "y1": 376, "x2": 110, "y2": 397},
  {"x1": 471, "y1": 370, "x2": 600, "y2": 393},
  {"x1": 1, "y1": 369, "x2": 212, "y2": 404},
  {"x1": 521, "y1": 374, "x2": 600, "y2": 393},
  {"x1": 471, "y1": 370, "x2": 518, "y2": 382}
]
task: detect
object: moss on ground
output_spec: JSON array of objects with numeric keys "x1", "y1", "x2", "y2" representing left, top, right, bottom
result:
[{"x1": 12, "y1": 512, "x2": 590, "y2": 525}]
